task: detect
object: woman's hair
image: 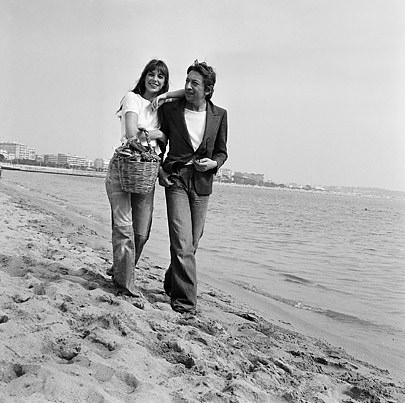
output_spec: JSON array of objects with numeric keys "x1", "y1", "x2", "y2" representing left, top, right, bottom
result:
[
  {"x1": 132, "y1": 59, "x2": 169, "y2": 96},
  {"x1": 116, "y1": 59, "x2": 169, "y2": 115},
  {"x1": 187, "y1": 60, "x2": 216, "y2": 100}
]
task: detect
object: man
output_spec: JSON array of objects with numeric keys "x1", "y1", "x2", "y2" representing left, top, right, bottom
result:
[{"x1": 158, "y1": 60, "x2": 228, "y2": 315}]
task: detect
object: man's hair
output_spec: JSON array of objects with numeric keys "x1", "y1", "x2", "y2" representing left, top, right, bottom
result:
[
  {"x1": 187, "y1": 60, "x2": 216, "y2": 101},
  {"x1": 133, "y1": 59, "x2": 169, "y2": 96}
]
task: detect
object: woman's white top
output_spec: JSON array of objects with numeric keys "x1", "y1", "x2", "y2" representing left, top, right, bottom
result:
[
  {"x1": 184, "y1": 108, "x2": 206, "y2": 151},
  {"x1": 117, "y1": 92, "x2": 161, "y2": 153}
]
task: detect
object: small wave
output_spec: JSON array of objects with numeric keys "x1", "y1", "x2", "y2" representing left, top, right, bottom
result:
[
  {"x1": 231, "y1": 280, "x2": 402, "y2": 335},
  {"x1": 293, "y1": 303, "x2": 402, "y2": 335},
  {"x1": 282, "y1": 273, "x2": 312, "y2": 284}
]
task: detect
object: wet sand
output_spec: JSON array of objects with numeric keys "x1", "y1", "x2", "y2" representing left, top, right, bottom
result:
[{"x1": 0, "y1": 180, "x2": 404, "y2": 402}]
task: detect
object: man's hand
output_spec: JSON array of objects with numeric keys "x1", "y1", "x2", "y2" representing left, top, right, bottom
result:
[
  {"x1": 158, "y1": 167, "x2": 174, "y2": 187},
  {"x1": 193, "y1": 158, "x2": 217, "y2": 172}
]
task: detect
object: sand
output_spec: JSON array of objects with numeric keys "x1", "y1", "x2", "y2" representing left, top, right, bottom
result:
[{"x1": 0, "y1": 179, "x2": 404, "y2": 403}]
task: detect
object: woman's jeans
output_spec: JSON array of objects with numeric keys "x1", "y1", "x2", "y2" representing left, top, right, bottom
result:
[
  {"x1": 164, "y1": 166, "x2": 209, "y2": 313},
  {"x1": 105, "y1": 156, "x2": 154, "y2": 292}
]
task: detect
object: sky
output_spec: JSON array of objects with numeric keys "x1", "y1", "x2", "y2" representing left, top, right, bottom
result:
[{"x1": 1, "y1": 0, "x2": 404, "y2": 191}]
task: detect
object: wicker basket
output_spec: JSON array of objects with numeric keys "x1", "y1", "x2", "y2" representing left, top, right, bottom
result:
[
  {"x1": 117, "y1": 130, "x2": 160, "y2": 194},
  {"x1": 118, "y1": 157, "x2": 159, "y2": 193}
]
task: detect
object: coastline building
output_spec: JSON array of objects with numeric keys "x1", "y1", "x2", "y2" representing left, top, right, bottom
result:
[
  {"x1": 233, "y1": 171, "x2": 265, "y2": 186},
  {"x1": 216, "y1": 167, "x2": 233, "y2": 182},
  {"x1": 0, "y1": 142, "x2": 37, "y2": 160},
  {"x1": 43, "y1": 154, "x2": 59, "y2": 166},
  {"x1": 27, "y1": 147, "x2": 37, "y2": 160},
  {"x1": 57, "y1": 153, "x2": 87, "y2": 168},
  {"x1": 94, "y1": 158, "x2": 110, "y2": 171},
  {"x1": 0, "y1": 149, "x2": 9, "y2": 161},
  {"x1": 85, "y1": 159, "x2": 95, "y2": 170}
]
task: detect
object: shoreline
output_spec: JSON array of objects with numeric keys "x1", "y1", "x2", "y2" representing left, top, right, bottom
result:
[
  {"x1": 0, "y1": 179, "x2": 404, "y2": 402},
  {"x1": 2, "y1": 163, "x2": 404, "y2": 200},
  {"x1": 0, "y1": 163, "x2": 106, "y2": 178}
]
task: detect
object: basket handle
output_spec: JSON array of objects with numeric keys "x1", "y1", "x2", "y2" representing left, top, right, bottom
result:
[{"x1": 140, "y1": 128, "x2": 152, "y2": 151}]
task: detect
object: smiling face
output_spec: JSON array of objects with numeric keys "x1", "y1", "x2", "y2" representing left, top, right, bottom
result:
[
  {"x1": 143, "y1": 69, "x2": 166, "y2": 99},
  {"x1": 184, "y1": 70, "x2": 208, "y2": 109}
]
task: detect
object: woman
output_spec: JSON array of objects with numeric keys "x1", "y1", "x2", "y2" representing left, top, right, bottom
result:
[{"x1": 105, "y1": 59, "x2": 183, "y2": 296}]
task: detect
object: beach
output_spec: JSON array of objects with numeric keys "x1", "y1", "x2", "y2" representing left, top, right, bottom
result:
[{"x1": 0, "y1": 175, "x2": 404, "y2": 402}]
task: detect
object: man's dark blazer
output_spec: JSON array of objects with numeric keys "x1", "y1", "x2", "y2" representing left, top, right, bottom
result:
[{"x1": 159, "y1": 99, "x2": 228, "y2": 195}]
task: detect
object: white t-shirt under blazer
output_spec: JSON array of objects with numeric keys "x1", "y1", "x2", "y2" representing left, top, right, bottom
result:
[{"x1": 184, "y1": 108, "x2": 206, "y2": 151}]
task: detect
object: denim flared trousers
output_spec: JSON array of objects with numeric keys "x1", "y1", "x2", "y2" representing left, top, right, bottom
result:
[
  {"x1": 105, "y1": 157, "x2": 154, "y2": 293},
  {"x1": 164, "y1": 166, "x2": 209, "y2": 313}
]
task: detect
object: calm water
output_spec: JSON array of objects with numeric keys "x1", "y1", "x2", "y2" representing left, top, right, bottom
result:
[{"x1": 2, "y1": 170, "x2": 405, "y2": 376}]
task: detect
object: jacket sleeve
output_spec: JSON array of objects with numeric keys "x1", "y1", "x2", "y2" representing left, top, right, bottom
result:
[
  {"x1": 212, "y1": 109, "x2": 228, "y2": 172},
  {"x1": 157, "y1": 106, "x2": 168, "y2": 162}
]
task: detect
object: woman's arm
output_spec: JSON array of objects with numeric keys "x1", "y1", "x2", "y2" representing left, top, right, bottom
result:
[
  {"x1": 163, "y1": 88, "x2": 185, "y2": 99},
  {"x1": 125, "y1": 111, "x2": 165, "y2": 142},
  {"x1": 151, "y1": 89, "x2": 185, "y2": 110},
  {"x1": 124, "y1": 111, "x2": 139, "y2": 141},
  {"x1": 139, "y1": 128, "x2": 166, "y2": 143}
]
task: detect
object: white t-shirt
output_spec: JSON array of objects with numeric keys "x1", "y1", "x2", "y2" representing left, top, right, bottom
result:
[
  {"x1": 117, "y1": 92, "x2": 161, "y2": 153},
  {"x1": 184, "y1": 108, "x2": 206, "y2": 151}
]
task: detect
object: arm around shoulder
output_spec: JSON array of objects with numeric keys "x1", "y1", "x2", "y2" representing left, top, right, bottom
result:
[{"x1": 152, "y1": 89, "x2": 185, "y2": 110}]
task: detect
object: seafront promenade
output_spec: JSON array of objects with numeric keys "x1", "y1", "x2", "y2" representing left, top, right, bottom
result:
[{"x1": 0, "y1": 162, "x2": 106, "y2": 178}]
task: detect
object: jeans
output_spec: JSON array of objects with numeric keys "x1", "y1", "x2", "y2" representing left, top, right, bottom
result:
[
  {"x1": 164, "y1": 165, "x2": 209, "y2": 313},
  {"x1": 105, "y1": 156, "x2": 154, "y2": 292}
]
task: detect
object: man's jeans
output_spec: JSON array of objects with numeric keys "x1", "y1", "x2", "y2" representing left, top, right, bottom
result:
[
  {"x1": 105, "y1": 157, "x2": 154, "y2": 292},
  {"x1": 164, "y1": 166, "x2": 209, "y2": 313}
]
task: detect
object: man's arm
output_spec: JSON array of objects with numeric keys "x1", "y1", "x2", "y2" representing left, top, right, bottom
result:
[{"x1": 211, "y1": 110, "x2": 228, "y2": 172}]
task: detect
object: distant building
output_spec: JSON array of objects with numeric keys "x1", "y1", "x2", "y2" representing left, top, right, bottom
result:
[
  {"x1": 216, "y1": 167, "x2": 233, "y2": 182},
  {"x1": 94, "y1": 158, "x2": 110, "y2": 171},
  {"x1": 27, "y1": 147, "x2": 36, "y2": 160},
  {"x1": 233, "y1": 171, "x2": 264, "y2": 185},
  {"x1": 0, "y1": 141, "x2": 37, "y2": 160},
  {"x1": 44, "y1": 154, "x2": 58, "y2": 165},
  {"x1": 85, "y1": 159, "x2": 94, "y2": 169},
  {"x1": 0, "y1": 149, "x2": 9, "y2": 160},
  {"x1": 57, "y1": 153, "x2": 87, "y2": 168}
]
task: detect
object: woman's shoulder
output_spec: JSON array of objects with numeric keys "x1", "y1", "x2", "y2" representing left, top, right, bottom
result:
[
  {"x1": 123, "y1": 91, "x2": 140, "y2": 101},
  {"x1": 121, "y1": 92, "x2": 148, "y2": 110}
]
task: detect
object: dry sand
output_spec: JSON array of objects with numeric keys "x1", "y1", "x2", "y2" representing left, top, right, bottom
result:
[{"x1": 0, "y1": 179, "x2": 404, "y2": 402}]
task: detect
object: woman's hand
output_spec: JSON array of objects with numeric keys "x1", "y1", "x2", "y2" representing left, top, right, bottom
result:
[
  {"x1": 151, "y1": 95, "x2": 165, "y2": 111},
  {"x1": 193, "y1": 158, "x2": 218, "y2": 172},
  {"x1": 159, "y1": 131, "x2": 167, "y2": 144},
  {"x1": 139, "y1": 129, "x2": 166, "y2": 142}
]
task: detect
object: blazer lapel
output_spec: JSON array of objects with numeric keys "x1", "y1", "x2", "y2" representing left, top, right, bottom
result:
[{"x1": 196, "y1": 102, "x2": 220, "y2": 154}]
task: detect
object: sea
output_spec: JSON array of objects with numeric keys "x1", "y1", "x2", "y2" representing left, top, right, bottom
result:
[{"x1": 2, "y1": 169, "x2": 404, "y2": 379}]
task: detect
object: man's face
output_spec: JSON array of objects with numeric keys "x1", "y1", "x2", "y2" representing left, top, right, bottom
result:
[{"x1": 184, "y1": 71, "x2": 207, "y2": 106}]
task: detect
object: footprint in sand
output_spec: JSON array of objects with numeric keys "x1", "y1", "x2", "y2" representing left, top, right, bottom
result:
[
  {"x1": 51, "y1": 336, "x2": 82, "y2": 361},
  {"x1": 0, "y1": 362, "x2": 42, "y2": 383},
  {"x1": 116, "y1": 371, "x2": 140, "y2": 393}
]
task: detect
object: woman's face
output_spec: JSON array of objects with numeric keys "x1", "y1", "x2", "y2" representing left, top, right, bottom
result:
[{"x1": 144, "y1": 69, "x2": 166, "y2": 97}]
